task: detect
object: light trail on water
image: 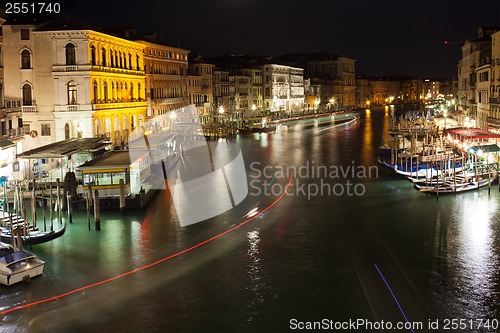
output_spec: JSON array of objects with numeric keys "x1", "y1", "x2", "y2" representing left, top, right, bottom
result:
[{"x1": 0, "y1": 176, "x2": 294, "y2": 316}]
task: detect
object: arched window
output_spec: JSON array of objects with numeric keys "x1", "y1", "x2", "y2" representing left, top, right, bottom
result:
[
  {"x1": 95, "y1": 119, "x2": 101, "y2": 135},
  {"x1": 90, "y1": 45, "x2": 96, "y2": 66},
  {"x1": 64, "y1": 123, "x2": 71, "y2": 139},
  {"x1": 22, "y1": 83, "x2": 32, "y2": 105},
  {"x1": 67, "y1": 81, "x2": 77, "y2": 105},
  {"x1": 92, "y1": 80, "x2": 98, "y2": 103},
  {"x1": 65, "y1": 43, "x2": 76, "y2": 65},
  {"x1": 128, "y1": 53, "x2": 132, "y2": 70},
  {"x1": 136, "y1": 55, "x2": 140, "y2": 70},
  {"x1": 131, "y1": 115, "x2": 136, "y2": 131},
  {"x1": 130, "y1": 83, "x2": 134, "y2": 101},
  {"x1": 119, "y1": 52, "x2": 123, "y2": 68},
  {"x1": 101, "y1": 48, "x2": 107, "y2": 67},
  {"x1": 21, "y1": 49, "x2": 31, "y2": 69},
  {"x1": 103, "y1": 81, "x2": 108, "y2": 103},
  {"x1": 110, "y1": 50, "x2": 114, "y2": 67},
  {"x1": 137, "y1": 83, "x2": 141, "y2": 101}
]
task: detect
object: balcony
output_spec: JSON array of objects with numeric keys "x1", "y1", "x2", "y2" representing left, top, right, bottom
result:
[
  {"x1": 53, "y1": 64, "x2": 145, "y2": 76},
  {"x1": 53, "y1": 65, "x2": 82, "y2": 72},
  {"x1": 487, "y1": 117, "x2": 500, "y2": 126},
  {"x1": 92, "y1": 101, "x2": 148, "y2": 111},
  {"x1": 22, "y1": 105, "x2": 37, "y2": 113},
  {"x1": 7, "y1": 127, "x2": 24, "y2": 138},
  {"x1": 153, "y1": 97, "x2": 188, "y2": 105},
  {"x1": 490, "y1": 97, "x2": 500, "y2": 104},
  {"x1": 55, "y1": 104, "x2": 80, "y2": 112}
]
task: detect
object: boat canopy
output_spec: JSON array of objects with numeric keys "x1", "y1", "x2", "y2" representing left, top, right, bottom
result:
[
  {"x1": 444, "y1": 127, "x2": 500, "y2": 141},
  {"x1": 0, "y1": 250, "x2": 34, "y2": 265}
]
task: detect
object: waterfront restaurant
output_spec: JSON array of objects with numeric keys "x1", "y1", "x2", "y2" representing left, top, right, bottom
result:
[
  {"x1": 77, "y1": 150, "x2": 152, "y2": 197},
  {"x1": 16, "y1": 137, "x2": 112, "y2": 182}
]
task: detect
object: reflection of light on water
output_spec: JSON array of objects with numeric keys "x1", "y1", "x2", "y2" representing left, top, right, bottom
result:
[
  {"x1": 260, "y1": 133, "x2": 268, "y2": 147},
  {"x1": 456, "y1": 197, "x2": 496, "y2": 300},
  {"x1": 246, "y1": 229, "x2": 268, "y2": 323},
  {"x1": 438, "y1": 194, "x2": 499, "y2": 321}
]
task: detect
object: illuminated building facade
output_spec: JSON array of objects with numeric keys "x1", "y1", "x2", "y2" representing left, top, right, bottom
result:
[
  {"x1": 138, "y1": 39, "x2": 190, "y2": 124},
  {"x1": 3, "y1": 19, "x2": 147, "y2": 150},
  {"x1": 457, "y1": 27, "x2": 498, "y2": 122},
  {"x1": 188, "y1": 57, "x2": 214, "y2": 123},
  {"x1": 307, "y1": 57, "x2": 356, "y2": 110},
  {"x1": 369, "y1": 79, "x2": 400, "y2": 105},
  {"x1": 262, "y1": 64, "x2": 304, "y2": 117},
  {"x1": 489, "y1": 30, "x2": 500, "y2": 129},
  {"x1": 213, "y1": 69, "x2": 232, "y2": 110},
  {"x1": 231, "y1": 72, "x2": 252, "y2": 116},
  {"x1": 0, "y1": 19, "x2": 25, "y2": 178},
  {"x1": 355, "y1": 77, "x2": 371, "y2": 107}
]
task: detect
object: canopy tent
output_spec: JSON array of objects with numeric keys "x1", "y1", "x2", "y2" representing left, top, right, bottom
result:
[{"x1": 444, "y1": 127, "x2": 500, "y2": 141}]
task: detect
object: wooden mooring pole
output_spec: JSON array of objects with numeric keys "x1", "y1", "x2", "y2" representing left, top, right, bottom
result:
[
  {"x1": 119, "y1": 179, "x2": 126, "y2": 213},
  {"x1": 93, "y1": 189, "x2": 101, "y2": 231},
  {"x1": 56, "y1": 178, "x2": 62, "y2": 224},
  {"x1": 66, "y1": 191, "x2": 73, "y2": 224},
  {"x1": 86, "y1": 192, "x2": 91, "y2": 230},
  {"x1": 49, "y1": 184, "x2": 54, "y2": 232}
]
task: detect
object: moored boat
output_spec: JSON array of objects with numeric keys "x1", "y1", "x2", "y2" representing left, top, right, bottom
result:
[
  {"x1": 238, "y1": 117, "x2": 276, "y2": 134},
  {"x1": 0, "y1": 213, "x2": 66, "y2": 246},
  {"x1": 414, "y1": 178, "x2": 493, "y2": 194},
  {"x1": 0, "y1": 242, "x2": 45, "y2": 286}
]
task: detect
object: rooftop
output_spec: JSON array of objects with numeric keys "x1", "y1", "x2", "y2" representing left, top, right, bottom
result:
[
  {"x1": 77, "y1": 150, "x2": 150, "y2": 169},
  {"x1": 17, "y1": 138, "x2": 111, "y2": 159}
]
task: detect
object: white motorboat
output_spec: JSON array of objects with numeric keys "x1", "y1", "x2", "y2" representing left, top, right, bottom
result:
[{"x1": 0, "y1": 242, "x2": 45, "y2": 286}]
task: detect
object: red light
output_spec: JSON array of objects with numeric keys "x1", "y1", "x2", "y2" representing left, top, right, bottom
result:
[{"x1": 0, "y1": 176, "x2": 294, "y2": 316}]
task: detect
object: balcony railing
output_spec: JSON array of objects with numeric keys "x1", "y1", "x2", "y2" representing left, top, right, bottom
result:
[
  {"x1": 92, "y1": 101, "x2": 148, "y2": 111},
  {"x1": 7, "y1": 127, "x2": 24, "y2": 138},
  {"x1": 53, "y1": 64, "x2": 145, "y2": 76},
  {"x1": 487, "y1": 117, "x2": 500, "y2": 125},
  {"x1": 22, "y1": 105, "x2": 37, "y2": 112},
  {"x1": 4, "y1": 106, "x2": 21, "y2": 114},
  {"x1": 53, "y1": 65, "x2": 81, "y2": 72},
  {"x1": 490, "y1": 97, "x2": 500, "y2": 104},
  {"x1": 54, "y1": 104, "x2": 81, "y2": 112},
  {"x1": 154, "y1": 97, "x2": 188, "y2": 105}
]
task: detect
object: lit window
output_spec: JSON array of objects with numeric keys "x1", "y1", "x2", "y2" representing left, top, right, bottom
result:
[{"x1": 67, "y1": 81, "x2": 77, "y2": 105}]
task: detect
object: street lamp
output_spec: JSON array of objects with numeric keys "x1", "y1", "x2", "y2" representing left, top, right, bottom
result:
[
  {"x1": 329, "y1": 98, "x2": 335, "y2": 111},
  {"x1": 251, "y1": 104, "x2": 256, "y2": 117},
  {"x1": 443, "y1": 110, "x2": 448, "y2": 129},
  {"x1": 314, "y1": 98, "x2": 320, "y2": 114}
]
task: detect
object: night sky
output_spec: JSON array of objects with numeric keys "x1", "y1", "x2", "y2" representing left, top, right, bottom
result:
[{"x1": 63, "y1": 1, "x2": 500, "y2": 78}]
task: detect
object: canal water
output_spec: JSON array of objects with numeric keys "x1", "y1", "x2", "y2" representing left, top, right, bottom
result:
[{"x1": 1, "y1": 106, "x2": 499, "y2": 332}]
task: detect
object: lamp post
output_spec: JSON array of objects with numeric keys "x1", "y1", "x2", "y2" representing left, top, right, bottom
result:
[
  {"x1": 314, "y1": 98, "x2": 320, "y2": 114},
  {"x1": 251, "y1": 103, "x2": 256, "y2": 117},
  {"x1": 329, "y1": 98, "x2": 335, "y2": 111},
  {"x1": 218, "y1": 106, "x2": 225, "y2": 136}
]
